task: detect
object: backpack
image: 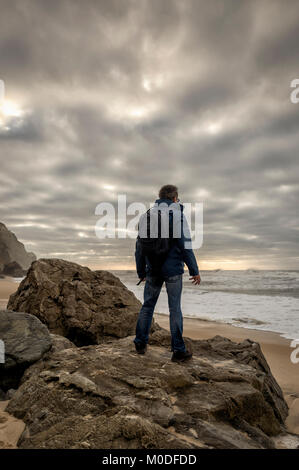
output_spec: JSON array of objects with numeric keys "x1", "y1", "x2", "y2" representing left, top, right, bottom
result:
[{"x1": 137, "y1": 206, "x2": 174, "y2": 274}]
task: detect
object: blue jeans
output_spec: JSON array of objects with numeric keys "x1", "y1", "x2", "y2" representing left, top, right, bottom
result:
[{"x1": 134, "y1": 274, "x2": 186, "y2": 353}]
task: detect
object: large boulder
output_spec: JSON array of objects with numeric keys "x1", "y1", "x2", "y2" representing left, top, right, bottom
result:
[
  {"x1": 6, "y1": 334, "x2": 298, "y2": 449},
  {"x1": 0, "y1": 310, "x2": 52, "y2": 391},
  {"x1": 0, "y1": 222, "x2": 36, "y2": 273},
  {"x1": 7, "y1": 259, "x2": 145, "y2": 346},
  {"x1": 149, "y1": 330, "x2": 289, "y2": 428}
]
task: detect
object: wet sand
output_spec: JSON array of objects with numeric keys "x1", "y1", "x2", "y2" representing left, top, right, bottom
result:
[{"x1": 0, "y1": 277, "x2": 19, "y2": 309}]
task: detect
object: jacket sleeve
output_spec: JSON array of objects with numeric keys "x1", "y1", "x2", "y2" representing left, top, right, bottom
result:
[
  {"x1": 135, "y1": 237, "x2": 146, "y2": 279},
  {"x1": 176, "y1": 213, "x2": 199, "y2": 276}
]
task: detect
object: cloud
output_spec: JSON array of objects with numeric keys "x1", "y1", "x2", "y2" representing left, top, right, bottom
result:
[{"x1": 0, "y1": 0, "x2": 298, "y2": 269}]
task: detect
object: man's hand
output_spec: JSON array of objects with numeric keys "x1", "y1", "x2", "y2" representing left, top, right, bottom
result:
[{"x1": 189, "y1": 274, "x2": 201, "y2": 285}]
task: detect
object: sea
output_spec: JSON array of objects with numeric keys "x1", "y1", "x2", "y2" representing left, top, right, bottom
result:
[{"x1": 112, "y1": 270, "x2": 299, "y2": 340}]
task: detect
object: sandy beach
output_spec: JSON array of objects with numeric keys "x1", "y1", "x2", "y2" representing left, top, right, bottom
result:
[
  {"x1": 0, "y1": 400, "x2": 25, "y2": 449},
  {"x1": 0, "y1": 278, "x2": 19, "y2": 309},
  {"x1": 0, "y1": 278, "x2": 298, "y2": 446}
]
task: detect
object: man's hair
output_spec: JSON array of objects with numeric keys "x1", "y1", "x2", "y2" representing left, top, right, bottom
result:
[{"x1": 158, "y1": 184, "x2": 178, "y2": 201}]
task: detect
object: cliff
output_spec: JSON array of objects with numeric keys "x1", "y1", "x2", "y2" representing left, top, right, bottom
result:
[{"x1": 0, "y1": 222, "x2": 36, "y2": 275}]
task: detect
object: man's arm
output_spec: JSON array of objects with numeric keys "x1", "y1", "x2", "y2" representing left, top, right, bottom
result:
[
  {"x1": 135, "y1": 237, "x2": 146, "y2": 279},
  {"x1": 176, "y1": 212, "x2": 199, "y2": 277}
]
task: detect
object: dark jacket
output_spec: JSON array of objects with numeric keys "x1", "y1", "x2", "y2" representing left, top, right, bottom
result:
[{"x1": 135, "y1": 198, "x2": 199, "y2": 278}]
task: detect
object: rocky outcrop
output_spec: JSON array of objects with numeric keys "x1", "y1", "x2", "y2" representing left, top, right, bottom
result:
[
  {"x1": 7, "y1": 259, "x2": 146, "y2": 346},
  {"x1": 3, "y1": 259, "x2": 298, "y2": 449},
  {"x1": 149, "y1": 328, "x2": 289, "y2": 428},
  {"x1": 0, "y1": 222, "x2": 36, "y2": 275},
  {"x1": 2, "y1": 262, "x2": 26, "y2": 278},
  {"x1": 0, "y1": 310, "x2": 52, "y2": 391},
  {"x1": 6, "y1": 332, "x2": 298, "y2": 449}
]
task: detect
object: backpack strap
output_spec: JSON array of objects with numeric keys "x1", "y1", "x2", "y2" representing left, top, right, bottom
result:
[
  {"x1": 158, "y1": 210, "x2": 161, "y2": 238},
  {"x1": 146, "y1": 209, "x2": 151, "y2": 238}
]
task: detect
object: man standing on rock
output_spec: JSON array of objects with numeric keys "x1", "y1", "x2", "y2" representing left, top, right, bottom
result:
[{"x1": 134, "y1": 184, "x2": 201, "y2": 362}]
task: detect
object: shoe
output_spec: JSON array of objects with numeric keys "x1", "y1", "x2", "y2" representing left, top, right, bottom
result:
[
  {"x1": 171, "y1": 349, "x2": 192, "y2": 362},
  {"x1": 135, "y1": 342, "x2": 147, "y2": 355}
]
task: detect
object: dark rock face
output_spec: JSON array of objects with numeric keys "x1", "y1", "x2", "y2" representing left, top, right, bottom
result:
[
  {"x1": 0, "y1": 310, "x2": 52, "y2": 391},
  {"x1": 0, "y1": 222, "x2": 36, "y2": 274},
  {"x1": 6, "y1": 333, "x2": 294, "y2": 449},
  {"x1": 3, "y1": 261, "x2": 26, "y2": 277},
  {"x1": 7, "y1": 259, "x2": 146, "y2": 346}
]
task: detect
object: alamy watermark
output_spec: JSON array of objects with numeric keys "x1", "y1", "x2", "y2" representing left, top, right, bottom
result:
[
  {"x1": 290, "y1": 79, "x2": 299, "y2": 103},
  {"x1": 290, "y1": 339, "x2": 299, "y2": 364},
  {"x1": 95, "y1": 195, "x2": 203, "y2": 249}
]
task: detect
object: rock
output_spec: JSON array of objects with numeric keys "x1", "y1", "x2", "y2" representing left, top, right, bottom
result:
[
  {"x1": 3, "y1": 262, "x2": 26, "y2": 278},
  {"x1": 149, "y1": 331, "x2": 289, "y2": 428},
  {"x1": 0, "y1": 222, "x2": 36, "y2": 273},
  {"x1": 273, "y1": 432, "x2": 299, "y2": 449},
  {"x1": 7, "y1": 259, "x2": 153, "y2": 346},
  {"x1": 49, "y1": 334, "x2": 76, "y2": 354},
  {"x1": 5, "y1": 389, "x2": 17, "y2": 400},
  {"x1": 6, "y1": 335, "x2": 295, "y2": 449},
  {"x1": 0, "y1": 310, "x2": 52, "y2": 391}
]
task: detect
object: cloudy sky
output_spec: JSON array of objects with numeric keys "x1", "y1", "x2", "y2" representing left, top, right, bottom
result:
[{"x1": 0, "y1": 0, "x2": 299, "y2": 270}]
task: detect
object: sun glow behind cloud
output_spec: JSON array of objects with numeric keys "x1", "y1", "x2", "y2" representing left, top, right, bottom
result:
[
  {"x1": 1, "y1": 100, "x2": 23, "y2": 117},
  {"x1": 0, "y1": 99, "x2": 26, "y2": 130}
]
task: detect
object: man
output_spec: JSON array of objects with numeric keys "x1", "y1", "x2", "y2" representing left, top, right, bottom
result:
[{"x1": 134, "y1": 184, "x2": 201, "y2": 362}]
